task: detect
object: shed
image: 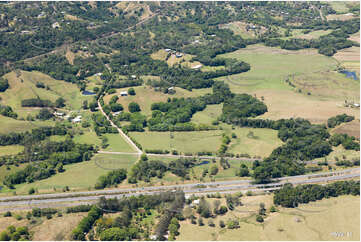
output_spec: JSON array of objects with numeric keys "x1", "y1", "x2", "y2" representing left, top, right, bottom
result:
[
  {"x1": 192, "y1": 64, "x2": 202, "y2": 69},
  {"x1": 120, "y1": 91, "x2": 128, "y2": 96}
]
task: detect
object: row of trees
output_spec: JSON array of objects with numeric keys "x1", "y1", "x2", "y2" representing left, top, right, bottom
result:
[
  {"x1": 327, "y1": 113, "x2": 354, "y2": 128},
  {"x1": 274, "y1": 181, "x2": 360, "y2": 208}
]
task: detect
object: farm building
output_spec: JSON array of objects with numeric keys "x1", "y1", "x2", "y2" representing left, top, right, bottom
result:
[
  {"x1": 192, "y1": 64, "x2": 202, "y2": 69},
  {"x1": 175, "y1": 53, "x2": 183, "y2": 58},
  {"x1": 120, "y1": 91, "x2": 128, "y2": 96},
  {"x1": 113, "y1": 111, "x2": 122, "y2": 116},
  {"x1": 165, "y1": 48, "x2": 171, "y2": 52},
  {"x1": 52, "y1": 22, "x2": 60, "y2": 29},
  {"x1": 72, "y1": 116, "x2": 82, "y2": 123}
]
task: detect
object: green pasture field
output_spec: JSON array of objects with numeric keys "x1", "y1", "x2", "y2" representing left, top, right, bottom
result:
[
  {"x1": 103, "y1": 133, "x2": 137, "y2": 152},
  {"x1": 7, "y1": 153, "x2": 139, "y2": 195},
  {"x1": 129, "y1": 130, "x2": 223, "y2": 154},
  {"x1": 0, "y1": 70, "x2": 93, "y2": 118},
  {"x1": 0, "y1": 145, "x2": 24, "y2": 156},
  {"x1": 103, "y1": 85, "x2": 212, "y2": 116},
  {"x1": 0, "y1": 116, "x2": 54, "y2": 134},
  {"x1": 218, "y1": 44, "x2": 359, "y2": 123}
]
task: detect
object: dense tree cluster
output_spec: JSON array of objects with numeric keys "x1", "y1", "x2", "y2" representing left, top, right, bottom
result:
[
  {"x1": 0, "y1": 77, "x2": 9, "y2": 92},
  {"x1": 274, "y1": 181, "x2": 360, "y2": 208},
  {"x1": 0, "y1": 226, "x2": 30, "y2": 241},
  {"x1": 128, "y1": 156, "x2": 199, "y2": 183},
  {"x1": 91, "y1": 112, "x2": 118, "y2": 136},
  {"x1": 0, "y1": 105, "x2": 17, "y2": 119},
  {"x1": 3, "y1": 138, "x2": 94, "y2": 187},
  {"x1": 71, "y1": 206, "x2": 103, "y2": 241},
  {"x1": 329, "y1": 133, "x2": 360, "y2": 151},
  {"x1": 21, "y1": 98, "x2": 53, "y2": 107},
  {"x1": 95, "y1": 169, "x2": 127, "y2": 189},
  {"x1": 327, "y1": 113, "x2": 354, "y2": 128}
]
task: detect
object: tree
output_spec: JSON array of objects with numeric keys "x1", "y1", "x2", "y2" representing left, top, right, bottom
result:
[
  {"x1": 219, "y1": 220, "x2": 225, "y2": 228},
  {"x1": 55, "y1": 97, "x2": 66, "y2": 108},
  {"x1": 128, "y1": 102, "x2": 140, "y2": 113},
  {"x1": 210, "y1": 165, "x2": 219, "y2": 175},
  {"x1": 218, "y1": 206, "x2": 228, "y2": 215},
  {"x1": 0, "y1": 78, "x2": 9, "y2": 92},
  {"x1": 256, "y1": 215, "x2": 264, "y2": 223},
  {"x1": 82, "y1": 100, "x2": 88, "y2": 109},
  {"x1": 197, "y1": 217, "x2": 204, "y2": 226},
  {"x1": 259, "y1": 203, "x2": 266, "y2": 215},
  {"x1": 28, "y1": 188, "x2": 35, "y2": 195},
  {"x1": 208, "y1": 219, "x2": 215, "y2": 227},
  {"x1": 197, "y1": 198, "x2": 211, "y2": 218},
  {"x1": 213, "y1": 200, "x2": 221, "y2": 214},
  {"x1": 128, "y1": 88, "x2": 136, "y2": 95},
  {"x1": 36, "y1": 108, "x2": 53, "y2": 120}
]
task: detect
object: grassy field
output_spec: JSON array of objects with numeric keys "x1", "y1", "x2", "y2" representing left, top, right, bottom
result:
[
  {"x1": 177, "y1": 195, "x2": 360, "y2": 241},
  {"x1": 7, "y1": 153, "x2": 139, "y2": 195},
  {"x1": 218, "y1": 44, "x2": 359, "y2": 123},
  {"x1": 0, "y1": 145, "x2": 24, "y2": 156},
  {"x1": 334, "y1": 46, "x2": 360, "y2": 75},
  {"x1": 285, "y1": 29, "x2": 332, "y2": 40},
  {"x1": 0, "y1": 116, "x2": 54, "y2": 134},
  {"x1": 191, "y1": 104, "x2": 223, "y2": 125},
  {"x1": 219, "y1": 21, "x2": 266, "y2": 39},
  {"x1": 327, "y1": 1, "x2": 353, "y2": 13},
  {"x1": 129, "y1": 130, "x2": 223, "y2": 154},
  {"x1": 332, "y1": 119, "x2": 360, "y2": 139},
  {"x1": 225, "y1": 127, "x2": 283, "y2": 158},
  {"x1": 103, "y1": 133, "x2": 137, "y2": 152},
  {"x1": 103, "y1": 85, "x2": 212, "y2": 116},
  {"x1": 0, "y1": 71, "x2": 93, "y2": 118}
]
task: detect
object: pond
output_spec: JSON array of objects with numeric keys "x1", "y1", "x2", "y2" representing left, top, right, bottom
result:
[
  {"x1": 82, "y1": 90, "x2": 96, "y2": 96},
  {"x1": 340, "y1": 70, "x2": 358, "y2": 80},
  {"x1": 194, "y1": 160, "x2": 210, "y2": 166}
]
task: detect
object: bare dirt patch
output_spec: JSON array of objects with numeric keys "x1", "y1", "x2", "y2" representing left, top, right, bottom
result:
[
  {"x1": 334, "y1": 46, "x2": 360, "y2": 62},
  {"x1": 333, "y1": 119, "x2": 360, "y2": 139},
  {"x1": 326, "y1": 13, "x2": 356, "y2": 21}
]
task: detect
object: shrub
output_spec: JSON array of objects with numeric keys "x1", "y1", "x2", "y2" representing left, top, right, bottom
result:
[{"x1": 128, "y1": 88, "x2": 136, "y2": 95}]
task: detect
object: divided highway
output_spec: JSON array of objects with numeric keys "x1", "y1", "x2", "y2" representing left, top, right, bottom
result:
[{"x1": 1, "y1": 168, "x2": 359, "y2": 211}]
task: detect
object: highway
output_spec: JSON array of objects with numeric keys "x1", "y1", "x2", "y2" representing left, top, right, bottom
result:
[{"x1": 0, "y1": 168, "x2": 358, "y2": 211}]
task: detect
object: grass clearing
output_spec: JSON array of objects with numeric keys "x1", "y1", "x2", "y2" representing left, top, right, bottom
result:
[
  {"x1": 191, "y1": 104, "x2": 223, "y2": 125},
  {"x1": 103, "y1": 133, "x2": 137, "y2": 152},
  {"x1": 0, "y1": 116, "x2": 54, "y2": 134},
  {"x1": 129, "y1": 130, "x2": 223, "y2": 154},
  {"x1": 0, "y1": 145, "x2": 24, "y2": 156},
  {"x1": 9, "y1": 153, "x2": 139, "y2": 195},
  {"x1": 219, "y1": 21, "x2": 266, "y2": 38},
  {"x1": 0, "y1": 71, "x2": 93, "y2": 118},
  {"x1": 218, "y1": 44, "x2": 359, "y2": 123},
  {"x1": 103, "y1": 85, "x2": 212, "y2": 116}
]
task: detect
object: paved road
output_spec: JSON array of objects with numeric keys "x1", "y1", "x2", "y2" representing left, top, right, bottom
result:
[
  {"x1": 0, "y1": 168, "x2": 358, "y2": 210},
  {"x1": 1, "y1": 171, "x2": 358, "y2": 211}
]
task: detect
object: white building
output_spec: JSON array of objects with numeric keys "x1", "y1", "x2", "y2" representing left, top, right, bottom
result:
[
  {"x1": 113, "y1": 111, "x2": 122, "y2": 116},
  {"x1": 120, "y1": 91, "x2": 128, "y2": 96},
  {"x1": 52, "y1": 22, "x2": 60, "y2": 29},
  {"x1": 192, "y1": 64, "x2": 202, "y2": 69},
  {"x1": 72, "y1": 116, "x2": 82, "y2": 123},
  {"x1": 165, "y1": 48, "x2": 171, "y2": 52}
]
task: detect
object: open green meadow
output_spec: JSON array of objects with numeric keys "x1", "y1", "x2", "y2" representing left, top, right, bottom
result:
[
  {"x1": 103, "y1": 133, "x2": 137, "y2": 152},
  {"x1": 0, "y1": 71, "x2": 93, "y2": 118},
  {"x1": 218, "y1": 44, "x2": 359, "y2": 123},
  {"x1": 0, "y1": 145, "x2": 24, "y2": 156},
  {"x1": 129, "y1": 130, "x2": 223, "y2": 154},
  {"x1": 191, "y1": 104, "x2": 223, "y2": 125},
  {"x1": 177, "y1": 195, "x2": 360, "y2": 241},
  {"x1": 7, "y1": 153, "x2": 139, "y2": 195},
  {"x1": 0, "y1": 116, "x2": 54, "y2": 134},
  {"x1": 104, "y1": 85, "x2": 211, "y2": 116}
]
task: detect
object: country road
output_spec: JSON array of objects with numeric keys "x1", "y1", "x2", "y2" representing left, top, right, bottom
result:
[
  {"x1": 1, "y1": 168, "x2": 359, "y2": 211},
  {"x1": 97, "y1": 100, "x2": 142, "y2": 154}
]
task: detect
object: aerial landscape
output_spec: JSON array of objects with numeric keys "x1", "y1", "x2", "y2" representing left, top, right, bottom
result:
[{"x1": 0, "y1": 0, "x2": 360, "y2": 241}]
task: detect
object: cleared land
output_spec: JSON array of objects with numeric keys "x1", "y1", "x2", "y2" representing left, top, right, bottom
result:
[
  {"x1": 219, "y1": 21, "x2": 266, "y2": 39},
  {"x1": 8, "y1": 153, "x2": 139, "y2": 195},
  {"x1": 0, "y1": 71, "x2": 93, "y2": 118},
  {"x1": 0, "y1": 145, "x2": 24, "y2": 156},
  {"x1": 332, "y1": 119, "x2": 360, "y2": 139},
  {"x1": 103, "y1": 85, "x2": 212, "y2": 116},
  {"x1": 191, "y1": 104, "x2": 223, "y2": 125},
  {"x1": 218, "y1": 44, "x2": 359, "y2": 123},
  {"x1": 0, "y1": 116, "x2": 54, "y2": 134},
  {"x1": 177, "y1": 195, "x2": 360, "y2": 241},
  {"x1": 333, "y1": 46, "x2": 360, "y2": 75},
  {"x1": 103, "y1": 133, "x2": 137, "y2": 152},
  {"x1": 129, "y1": 130, "x2": 223, "y2": 154}
]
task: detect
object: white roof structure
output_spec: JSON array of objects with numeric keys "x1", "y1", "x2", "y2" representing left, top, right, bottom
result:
[
  {"x1": 131, "y1": 75, "x2": 137, "y2": 78},
  {"x1": 165, "y1": 48, "x2": 171, "y2": 52},
  {"x1": 120, "y1": 91, "x2": 128, "y2": 96},
  {"x1": 72, "y1": 115, "x2": 82, "y2": 123},
  {"x1": 192, "y1": 64, "x2": 202, "y2": 69}
]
